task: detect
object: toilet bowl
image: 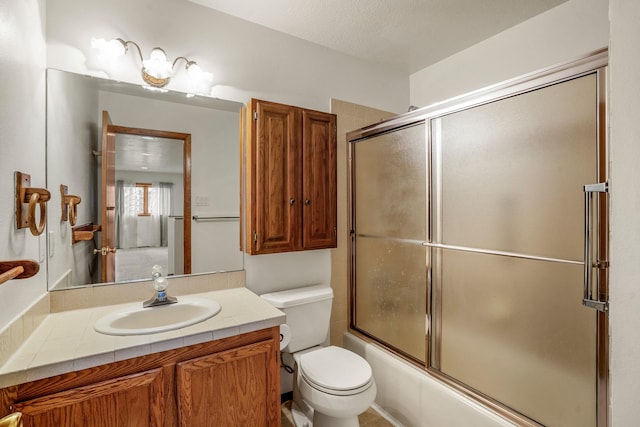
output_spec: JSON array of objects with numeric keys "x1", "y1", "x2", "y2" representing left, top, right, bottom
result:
[
  {"x1": 260, "y1": 285, "x2": 377, "y2": 427},
  {"x1": 294, "y1": 346, "x2": 376, "y2": 427}
]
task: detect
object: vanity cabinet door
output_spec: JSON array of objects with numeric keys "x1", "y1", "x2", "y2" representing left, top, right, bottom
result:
[
  {"x1": 11, "y1": 368, "x2": 166, "y2": 427},
  {"x1": 243, "y1": 99, "x2": 337, "y2": 254},
  {"x1": 176, "y1": 340, "x2": 280, "y2": 427}
]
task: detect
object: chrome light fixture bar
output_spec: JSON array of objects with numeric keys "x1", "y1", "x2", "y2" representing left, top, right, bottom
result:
[{"x1": 91, "y1": 37, "x2": 213, "y2": 90}]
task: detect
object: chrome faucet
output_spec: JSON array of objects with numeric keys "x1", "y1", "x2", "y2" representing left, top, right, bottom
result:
[{"x1": 143, "y1": 265, "x2": 178, "y2": 308}]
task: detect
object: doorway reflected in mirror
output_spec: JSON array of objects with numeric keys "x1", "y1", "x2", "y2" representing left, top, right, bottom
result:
[{"x1": 112, "y1": 132, "x2": 186, "y2": 282}]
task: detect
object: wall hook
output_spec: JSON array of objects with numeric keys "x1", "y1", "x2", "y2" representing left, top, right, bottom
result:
[
  {"x1": 72, "y1": 223, "x2": 101, "y2": 244},
  {"x1": 0, "y1": 260, "x2": 39, "y2": 286},
  {"x1": 15, "y1": 172, "x2": 50, "y2": 236},
  {"x1": 60, "y1": 184, "x2": 82, "y2": 226}
]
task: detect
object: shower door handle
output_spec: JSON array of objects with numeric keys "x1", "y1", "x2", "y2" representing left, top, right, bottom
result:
[{"x1": 583, "y1": 182, "x2": 609, "y2": 312}]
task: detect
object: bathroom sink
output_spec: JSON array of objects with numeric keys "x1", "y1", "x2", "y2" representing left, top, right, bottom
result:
[{"x1": 94, "y1": 297, "x2": 222, "y2": 336}]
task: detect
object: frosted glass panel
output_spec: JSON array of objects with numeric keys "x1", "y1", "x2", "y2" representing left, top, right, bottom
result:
[
  {"x1": 436, "y1": 75, "x2": 597, "y2": 261},
  {"x1": 354, "y1": 123, "x2": 426, "y2": 240},
  {"x1": 436, "y1": 250, "x2": 596, "y2": 427},
  {"x1": 432, "y1": 73, "x2": 600, "y2": 427},
  {"x1": 353, "y1": 123, "x2": 427, "y2": 361},
  {"x1": 355, "y1": 236, "x2": 426, "y2": 361}
]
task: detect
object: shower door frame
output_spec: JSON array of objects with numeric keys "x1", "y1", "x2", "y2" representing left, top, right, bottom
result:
[{"x1": 347, "y1": 49, "x2": 609, "y2": 427}]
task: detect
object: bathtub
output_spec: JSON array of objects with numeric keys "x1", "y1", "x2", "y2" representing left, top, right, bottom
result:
[{"x1": 343, "y1": 332, "x2": 516, "y2": 427}]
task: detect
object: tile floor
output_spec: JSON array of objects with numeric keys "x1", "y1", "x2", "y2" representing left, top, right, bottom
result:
[{"x1": 281, "y1": 400, "x2": 394, "y2": 426}]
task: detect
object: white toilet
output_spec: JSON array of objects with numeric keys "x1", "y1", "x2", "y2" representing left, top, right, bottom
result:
[{"x1": 261, "y1": 284, "x2": 376, "y2": 427}]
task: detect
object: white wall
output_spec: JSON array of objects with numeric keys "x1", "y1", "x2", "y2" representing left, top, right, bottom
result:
[
  {"x1": 410, "y1": 0, "x2": 609, "y2": 108},
  {"x1": 0, "y1": 0, "x2": 48, "y2": 326},
  {"x1": 46, "y1": 69, "x2": 99, "y2": 287},
  {"x1": 608, "y1": 1, "x2": 640, "y2": 424}
]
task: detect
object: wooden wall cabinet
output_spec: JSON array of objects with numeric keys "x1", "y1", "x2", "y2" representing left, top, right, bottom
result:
[
  {"x1": 241, "y1": 99, "x2": 337, "y2": 255},
  {"x1": 0, "y1": 328, "x2": 280, "y2": 427}
]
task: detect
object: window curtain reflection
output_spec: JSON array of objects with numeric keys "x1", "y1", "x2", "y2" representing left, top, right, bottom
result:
[
  {"x1": 115, "y1": 180, "x2": 138, "y2": 249},
  {"x1": 155, "y1": 182, "x2": 173, "y2": 247},
  {"x1": 115, "y1": 180, "x2": 173, "y2": 249}
]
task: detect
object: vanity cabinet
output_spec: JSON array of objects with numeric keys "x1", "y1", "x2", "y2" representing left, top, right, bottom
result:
[
  {"x1": 177, "y1": 340, "x2": 278, "y2": 426},
  {"x1": 241, "y1": 99, "x2": 337, "y2": 255},
  {"x1": 0, "y1": 327, "x2": 280, "y2": 427}
]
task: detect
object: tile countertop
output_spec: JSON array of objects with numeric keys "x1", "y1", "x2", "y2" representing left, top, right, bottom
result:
[{"x1": 0, "y1": 288, "x2": 285, "y2": 388}]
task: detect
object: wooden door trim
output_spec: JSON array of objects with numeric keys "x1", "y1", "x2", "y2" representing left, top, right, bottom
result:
[{"x1": 101, "y1": 111, "x2": 114, "y2": 283}]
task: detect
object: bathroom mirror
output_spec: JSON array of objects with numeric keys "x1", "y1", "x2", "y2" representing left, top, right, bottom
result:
[{"x1": 46, "y1": 69, "x2": 244, "y2": 290}]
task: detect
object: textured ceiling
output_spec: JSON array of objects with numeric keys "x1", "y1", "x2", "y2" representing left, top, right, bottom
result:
[
  {"x1": 189, "y1": 0, "x2": 568, "y2": 73},
  {"x1": 115, "y1": 134, "x2": 184, "y2": 174}
]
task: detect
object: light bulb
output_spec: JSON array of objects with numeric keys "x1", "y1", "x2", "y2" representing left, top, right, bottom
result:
[
  {"x1": 149, "y1": 48, "x2": 167, "y2": 62},
  {"x1": 186, "y1": 62, "x2": 214, "y2": 94},
  {"x1": 187, "y1": 63, "x2": 213, "y2": 83},
  {"x1": 143, "y1": 48, "x2": 172, "y2": 79},
  {"x1": 91, "y1": 38, "x2": 126, "y2": 62},
  {"x1": 186, "y1": 62, "x2": 202, "y2": 77}
]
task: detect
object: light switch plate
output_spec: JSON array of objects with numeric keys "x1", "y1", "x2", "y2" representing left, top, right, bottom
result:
[
  {"x1": 39, "y1": 233, "x2": 47, "y2": 263},
  {"x1": 195, "y1": 196, "x2": 210, "y2": 207},
  {"x1": 49, "y1": 230, "x2": 56, "y2": 258}
]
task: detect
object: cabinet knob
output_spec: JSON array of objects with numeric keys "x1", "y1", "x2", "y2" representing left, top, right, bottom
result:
[
  {"x1": 289, "y1": 198, "x2": 296, "y2": 206},
  {"x1": 304, "y1": 199, "x2": 311, "y2": 206}
]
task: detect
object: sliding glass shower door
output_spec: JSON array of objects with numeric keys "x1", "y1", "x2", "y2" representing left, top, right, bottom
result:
[
  {"x1": 431, "y1": 73, "x2": 599, "y2": 427},
  {"x1": 350, "y1": 54, "x2": 608, "y2": 427},
  {"x1": 352, "y1": 123, "x2": 428, "y2": 362}
]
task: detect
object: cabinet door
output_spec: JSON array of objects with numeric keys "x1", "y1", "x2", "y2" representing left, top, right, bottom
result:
[
  {"x1": 302, "y1": 110, "x2": 337, "y2": 249},
  {"x1": 252, "y1": 100, "x2": 301, "y2": 253},
  {"x1": 12, "y1": 368, "x2": 166, "y2": 427},
  {"x1": 176, "y1": 341, "x2": 280, "y2": 427}
]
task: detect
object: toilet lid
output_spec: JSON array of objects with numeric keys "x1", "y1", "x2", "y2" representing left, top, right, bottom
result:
[{"x1": 299, "y1": 346, "x2": 372, "y2": 392}]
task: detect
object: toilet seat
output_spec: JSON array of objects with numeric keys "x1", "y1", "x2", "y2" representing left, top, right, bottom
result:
[{"x1": 298, "y1": 346, "x2": 373, "y2": 396}]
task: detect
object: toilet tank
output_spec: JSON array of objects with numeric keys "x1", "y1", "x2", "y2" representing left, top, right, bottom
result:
[{"x1": 260, "y1": 285, "x2": 333, "y2": 352}]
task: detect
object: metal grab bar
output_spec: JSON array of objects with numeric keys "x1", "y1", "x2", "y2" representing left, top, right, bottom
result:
[
  {"x1": 583, "y1": 182, "x2": 609, "y2": 312},
  {"x1": 192, "y1": 215, "x2": 240, "y2": 222}
]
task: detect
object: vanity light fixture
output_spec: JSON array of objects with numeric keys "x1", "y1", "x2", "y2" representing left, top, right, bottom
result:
[{"x1": 91, "y1": 37, "x2": 213, "y2": 91}]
